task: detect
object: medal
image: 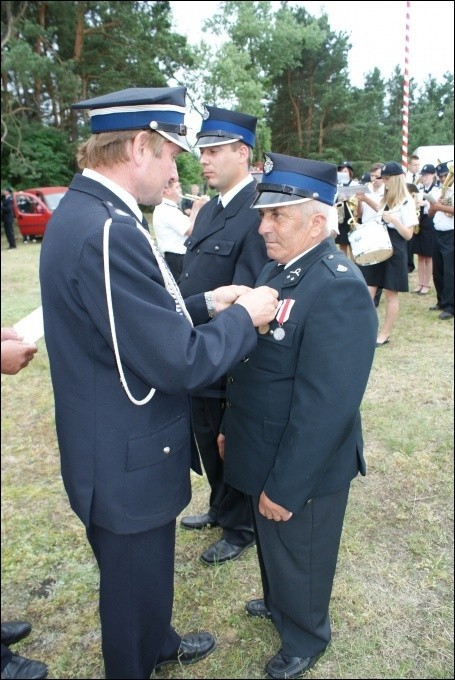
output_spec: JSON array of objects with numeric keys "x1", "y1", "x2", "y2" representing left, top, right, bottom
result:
[
  {"x1": 273, "y1": 327, "x2": 286, "y2": 341},
  {"x1": 258, "y1": 324, "x2": 270, "y2": 335}
]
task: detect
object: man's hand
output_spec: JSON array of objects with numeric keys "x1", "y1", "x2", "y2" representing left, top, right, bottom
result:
[
  {"x1": 217, "y1": 433, "x2": 225, "y2": 460},
  {"x1": 1, "y1": 327, "x2": 21, "y2": 342},
  {"x1": 259, "y1": 491, "x2": 293, "y2": 522},
  {"x1": 235, "y1": 286, "x2": 279, "y2": 327},
  {"x1": 212, "y1": 285, "x2": 252, "y2": 313},
  {"x1": 1, "y1": 339, "x2": 38, "y2": 375}
]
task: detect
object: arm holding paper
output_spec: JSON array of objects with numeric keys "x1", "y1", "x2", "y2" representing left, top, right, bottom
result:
[{"x1": 1, "y1": 326, "x2": 37, "y2": 375}]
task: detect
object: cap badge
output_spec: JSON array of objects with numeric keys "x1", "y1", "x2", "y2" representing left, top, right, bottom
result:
[
  {"x1": 263, "y1": 157, "x2": 274, "y2": 174},
  {"x1": 203, "y1": 106, "x2": 210, "y2": 120}
]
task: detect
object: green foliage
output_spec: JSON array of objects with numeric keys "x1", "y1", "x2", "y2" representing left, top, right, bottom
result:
[
  {"x1": 176, "y1": 151, "x2": 204, "y2": 191},
  {"x1": 3, "y1": 125, "x2": 76, "y2": 188}
]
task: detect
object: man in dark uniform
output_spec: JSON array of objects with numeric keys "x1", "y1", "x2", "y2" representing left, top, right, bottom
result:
[
  {"x1": 1, "y1": 187, "x2": 16, "y2": 249},
  {"x1": 178, "y1": 106, "x2": 270, "y2": 565},
  {"x1": 39, "y1": 87, "x2": 279, "y2": 680},
  {"x1": 219, "y1": 153, "x2": 377, "y2": 679}
]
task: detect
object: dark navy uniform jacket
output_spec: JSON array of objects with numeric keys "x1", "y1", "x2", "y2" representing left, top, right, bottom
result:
[
  {"x1": 223, "y1": 238, "x2": 377, "y2": 514},
  {"x1": 39, "y1": 174, "x2": 258, "y2": 534},
  {"x1": 179, "y1": 181, "x2": 269, "y2": 396}
]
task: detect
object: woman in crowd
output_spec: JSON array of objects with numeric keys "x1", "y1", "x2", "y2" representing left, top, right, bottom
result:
[{"x1": 356, "y1": 162, "x2": 418, "y2": 346}]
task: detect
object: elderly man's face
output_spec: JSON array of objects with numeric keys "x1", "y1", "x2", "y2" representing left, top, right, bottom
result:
[{"x1": 258, "y1": 203, "x2": 325, "y2": 264}]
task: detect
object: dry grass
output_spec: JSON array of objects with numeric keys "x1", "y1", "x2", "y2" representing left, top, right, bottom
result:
[{"x1": 1, "y1": 228, "x2": 453, "y2": 679}]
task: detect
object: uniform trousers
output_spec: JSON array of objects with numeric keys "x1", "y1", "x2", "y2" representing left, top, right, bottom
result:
[
  {"x1": 250, "y1": 486, "x2": 350, "y2": 658},
  {"x1": 2, "y1": 217, "x2": 16, "y2": 249},
  {"x1": 86, "y1": 521, "x2": 181, "y2": 679},
  {"x1": 164, "y1": 251, "x2": 184, "y2": 281},
  {"x1": 190, "y1": 395, "x2": 254, "y2": 546},
  {"x1": 432, "y1": 230, "x2": 454, "y2": 313},
  {"x1": 1, "y1": 644, "x2": 12, "y2": 672}
]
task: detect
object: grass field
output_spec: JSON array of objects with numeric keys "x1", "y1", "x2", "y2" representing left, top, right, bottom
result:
[{"x1": 1, "y1": 226, "x2": 454, "y2": 679}]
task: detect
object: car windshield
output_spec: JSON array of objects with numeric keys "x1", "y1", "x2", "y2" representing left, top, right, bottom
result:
[{"x1": 43, "y1": 192, "x2": 66, "y2": 210}]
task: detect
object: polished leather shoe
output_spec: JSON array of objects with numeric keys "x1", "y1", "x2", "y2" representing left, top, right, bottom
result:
[
  {"x1": 1, "y1": 621, "x2": 32, "y2": 646},
  {"x1": 180, "y1": 513, "x2": 218, "y2": 530},
  {"x1": 439, "y1": 310, "x2": 454, "y2": 320},
  {"x1": 265, "y1": 649, "x2": 325, "y2": 679},
  {"x1": 200, "y1": 538, "x2": 255, "y2": 565},
  {"x1": 246, "y1": 598, "x2": 272, "y2": 619},
  {"x1": 1, "y1": 653, "x2": 48, "y2": 679},
  {"x1": 154, "y1": 632, "x2": 216, "y2": 670}
]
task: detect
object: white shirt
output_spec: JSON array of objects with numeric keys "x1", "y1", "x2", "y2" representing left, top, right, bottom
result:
[
  {"x1": 152, "y1": 198, "x2": 191, "y2": 255},
  {"x1": 433, "y1": 186, "x2": 454, "y2": 231},
  {"x1": 382, "y1": 199, "x2": 417, "y2": 231},
  {"x1": 361, "y1": 185, "x2": 385, "y2": 223}
]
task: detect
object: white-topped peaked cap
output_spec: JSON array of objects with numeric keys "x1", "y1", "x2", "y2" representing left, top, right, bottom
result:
[
  {"x1": 72, "y1": 87, "x2": 190, "y2": 151},
  {"x1": 251, "y1": 153, "x2": 338, "y2": 208}
]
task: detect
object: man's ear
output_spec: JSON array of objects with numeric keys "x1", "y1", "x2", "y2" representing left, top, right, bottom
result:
[{"x1": 131, "y1": 131, "x2": 149, "y2": 165}]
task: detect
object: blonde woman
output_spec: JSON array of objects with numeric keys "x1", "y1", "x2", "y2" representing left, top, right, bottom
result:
[{"x1": 356, "y1": 162, "x2": 417, "y2": 346}]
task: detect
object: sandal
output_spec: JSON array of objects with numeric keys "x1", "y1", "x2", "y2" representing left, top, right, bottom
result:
[
  {"x1": 418, "y1": 286, "x2": 430, "y2": 295},
  {"x1": 412, "y1": 285, "x2": 423, "y2": 294}
]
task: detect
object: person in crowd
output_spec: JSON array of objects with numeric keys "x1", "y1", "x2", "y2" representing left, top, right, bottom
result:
[
  {"x1": 178, "y1": 105, "x2": 270, "y2": 566},
  {"x1": 405, "y1": 154, "x2": 421, "y2": 185},
  {"x1": 218, "y1": 152, "x2": 377, "y2": 680},
  {"x1": 335, "y1": 160, "x2": 358, "y2": 257},
  {"x1": 1, "y1": 188, "x2": 16, "y2": 250},
  {"x1": 2, "y1": 329, "x2": 46, "y2": 680},
  {"x1": 182, "y1": 184, "x2": 202, "y2": 216},
  {"x1": 405, "y1": 154, "x2": 421, "y2": 273},
  {"x1": 39, "y1": 86, "x2": 279, "y2": 680},
  {"x1": 411, "y1": 164, "x2": 438, "y2": 295},
  {"x1": 428, "y1": 162, "x2": 454, "y2": 320},
  {"x1": 356, "y1": 163, "x2": 386, "y2": 308},
  {"x1": 355, "y1": 161, "x2": 417, "y2": 346},
  {"x1": 152, "y1": 176, "x2": 207, "y2": 279}
]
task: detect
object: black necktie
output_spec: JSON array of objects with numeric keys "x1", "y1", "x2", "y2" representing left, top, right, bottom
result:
[
  {"x1": 412, "y1": 174, "x2": 416, "y2": 183},
  {"x1": 141, "y1": 214, "x2": 149, "y2": 231},
  {"x1": 266, "y1": 263, "x2": 284, "y2": 282},
  {"x1": 212, "y1": 199, "x2": 223, "y2": 217}
]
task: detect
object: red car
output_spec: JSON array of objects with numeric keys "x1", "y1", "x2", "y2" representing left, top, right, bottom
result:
[{"x1": 13, "y1": 186, "x2": 68, "y2": 239}]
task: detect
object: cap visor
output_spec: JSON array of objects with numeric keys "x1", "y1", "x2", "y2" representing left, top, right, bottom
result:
[
  {"x1": 158, "y1": 130, "x2": 191, "y2": 152},
  {"x1": 194, "y1": 136, "x2": 239, "y2": 148},
  {"x1": 250, "y1": 192, "x2": 312, "y2": 209}
]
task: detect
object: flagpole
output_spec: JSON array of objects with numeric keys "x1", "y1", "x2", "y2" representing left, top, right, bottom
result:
[{"x1": 402, "y1": 1, "x2": 411, "y2": 171}]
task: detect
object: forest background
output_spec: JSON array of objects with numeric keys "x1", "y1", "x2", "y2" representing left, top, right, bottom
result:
[{"x1": 1, "y1": 0, "x2": 454, "y2": 191}]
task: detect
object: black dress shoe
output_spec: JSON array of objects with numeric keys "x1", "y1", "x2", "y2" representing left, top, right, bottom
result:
[
  {"x1": 180, "y1": 513, "x2": 218, "y2": 530},
  {"x1": 1, "y1": 653, "x2": 48, "y2": 679},
  {"x1": 265, "y1": 649, "x2": 325, "y2": 679},
  {"x1": 200, "y1": 538, "x2": 255, "y2": 565},
  {"x1": 1, "y1": 621, "x2": 32, "y2": 646},
  {"x1": 439, "y1": 310, "x2": 454, "y2": 320},
  {"x1": 154, "y1": 632, "x2": 216, "y2": 670},
  {"x1": 246, "y1": 598, "x2": 272, "y2": 619}
]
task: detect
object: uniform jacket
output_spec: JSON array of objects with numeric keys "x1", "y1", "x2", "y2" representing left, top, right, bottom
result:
[
  {"x1": 39, "y1": 173, "x2": 258, "y2": 534},
  {"x1": 178, "y1": 181, "x2": 269, "y2": 396},
  {"x1": 223, "y1": 238, "x2": 377, "y2": 514}
]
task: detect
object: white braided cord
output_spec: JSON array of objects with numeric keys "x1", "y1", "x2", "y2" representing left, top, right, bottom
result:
[{"x1": 103, "y1": 217, "x2": 193, "y2": 406}]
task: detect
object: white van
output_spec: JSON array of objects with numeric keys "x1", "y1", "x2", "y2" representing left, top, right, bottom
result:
[{"x1": 412, "y1": 145, "x2": 454, "y2": 168}]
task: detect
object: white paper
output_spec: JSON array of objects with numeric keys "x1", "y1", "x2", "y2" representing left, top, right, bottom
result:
[{"x1": 13, "y1": 306, "x2": 44, "y2": 344}]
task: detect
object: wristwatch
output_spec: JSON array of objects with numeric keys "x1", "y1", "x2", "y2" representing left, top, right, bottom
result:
[{"x1": 204, "y1": 291, "x2": 217, "y2": 318}]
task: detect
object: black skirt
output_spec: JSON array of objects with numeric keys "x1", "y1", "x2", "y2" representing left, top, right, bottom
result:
[
  {"x1": 411, "y1": 214, "x2": 435, "y2": 257},
  {"x1": 358, "y1": 228, "x2": 409, "y2": 292}
]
